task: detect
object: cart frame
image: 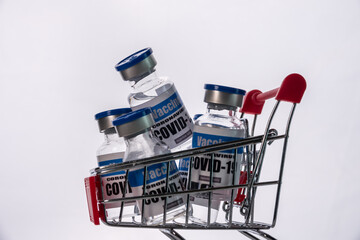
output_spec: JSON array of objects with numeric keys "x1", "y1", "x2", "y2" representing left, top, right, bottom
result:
[{"x1": 85, "y1": 73, "x2": 307, "y2": 240}]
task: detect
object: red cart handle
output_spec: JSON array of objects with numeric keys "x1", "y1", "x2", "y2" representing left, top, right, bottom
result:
[{"x1": 240, "y1": 73, "x2": 307, "y2": 115}]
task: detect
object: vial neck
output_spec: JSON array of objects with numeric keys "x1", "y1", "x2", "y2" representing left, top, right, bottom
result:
[
  {"x1": 103, "y1": 127, "x2": 118, "y2": 142},
  {"x1": 129, "y1": 71, "x2": 161, "y2": 93},
  {"x1": 124, "y1": 129, "x2": 153, "y2": 144},
  {"x1": 207, "y1": 103, "x2": 237, "y2": 116},
  {"x1": 123, "y1": 129, "x2": 159, "y2": 154}
]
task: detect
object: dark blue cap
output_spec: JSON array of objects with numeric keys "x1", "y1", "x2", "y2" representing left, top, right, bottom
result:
[
  {"x1": 113, "y1": 108, "x2": 152, "y2": 126},
  {"x1": 115, "y1": 48, "x2": 153, "y2": 72},
  {"x1": 95, "y1": 108, "x2": 132, "y2": 120},
  {"x1": 204, "y1": 84, "x2": 246, "y2": 95}
]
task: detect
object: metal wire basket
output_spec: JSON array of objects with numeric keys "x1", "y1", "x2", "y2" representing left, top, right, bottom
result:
[{"x1": 85, "y1": 73, "x2": 307, "y2": 240}]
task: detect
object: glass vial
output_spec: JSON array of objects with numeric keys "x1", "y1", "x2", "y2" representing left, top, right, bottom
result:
[
  {"x1": 112, "y1": 108, "x2": 186, "y2": 225},
  {"x1": 114, "y1": 48, "x2": 194, "y2": 151},
  {"x1": 189, "y1": 84, "x2": 247, "y2": 225},
  {"x1": 95, "y1": 108, "x2": 137, "y2": 223}
]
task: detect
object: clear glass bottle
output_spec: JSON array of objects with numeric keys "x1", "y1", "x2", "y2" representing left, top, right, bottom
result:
[
  {"x1": 178, "y1": 114, "x2": 203, "y2": 188},
  {"x1": 189, "y1": 84, "x2": 247, "y2": 225},
  {"x1": 112, "y1": 108, "x2": 186, "y2": 225},
  {"x1": 114, "y1": 48, "x2": 194, "y2": 151},
  {"x1": 95, "y1": 108, "x2": 137, "y2": 223}
]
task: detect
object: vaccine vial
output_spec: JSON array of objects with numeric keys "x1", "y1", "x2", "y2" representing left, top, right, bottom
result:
[
  {"x1": 178, "y1": 114, "x2": 203, "y2": 188},
  {"x1": 112, "y1": 108, "x2": 186, "y2": 225},
  {"x1": 115, "y1": 48, "x2": 194, "y2": 151},
  {"x1": 189, "y1": 84, "x2": 247, "y2": 224},
  {"x1": 95, "y1": 108, "x2": 137, "y2": 223}
]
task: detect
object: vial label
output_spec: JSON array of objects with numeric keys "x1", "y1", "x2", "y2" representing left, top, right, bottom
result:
[
  {"x1": 179, "y1": 157, "x2": 190, "y2": 187},
  {"x1": 97, "y1": 152, "x2": 135, "y2": 208},
  {"x1": 128, "y1": 161, "x2": 185, "y2": 219},
  {"x1": 131, "y1": 85, "x2": 193, "y2": 149},
  {"x1": 189, "y1": 125, "x2": 244, "y2": 200}
]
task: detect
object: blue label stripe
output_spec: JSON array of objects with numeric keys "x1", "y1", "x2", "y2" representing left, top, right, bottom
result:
[
  {"x1": 128, "y1": 161, "x2": 179, "y2": 187},
  {"x1": 98, "y1": 158, "x2": 125, "y2": 176},
  {"x1": 150, "y1": 91, "x2": 183, "y2": 122},
  {"x1": 102, "y1": 171, "x2": 126, "y2": 177},
  {"x1": 179, "y1": 157, "x2": 190, "y2": 171},
  {"x1": 192, "y1": 132, "x2": 243, "y2": 154},
  {"x1": 98, "y1": 158, "x2": 123, "y2": 167}
]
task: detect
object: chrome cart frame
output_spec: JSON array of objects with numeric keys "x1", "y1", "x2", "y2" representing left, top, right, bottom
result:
[{"x1": 85, "y1": 73, "x2": 307, "y2": 240}]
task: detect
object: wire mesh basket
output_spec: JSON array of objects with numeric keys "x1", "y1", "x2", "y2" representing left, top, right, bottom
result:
[{"x1": 85, "y1": 73, "x2": 307, "y2": 240}]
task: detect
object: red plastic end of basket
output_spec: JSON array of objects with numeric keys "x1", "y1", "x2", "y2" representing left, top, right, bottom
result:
[
  {"x1": 240, "y1": 90, "x2": 264, "y2": 115},
  {"x1": 94, "y1": 175, "x2": 106, "y2": 222},
  {"x1": 84, "y1": 176, "x2": 100, "y2": 225},
  {"x1": 275, "y1": 73, "x2": 307, "y2": 103}
]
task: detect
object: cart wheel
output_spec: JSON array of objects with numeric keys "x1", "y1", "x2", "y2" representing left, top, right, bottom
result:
[{"x1": 160, "y1": 228, "x2": 186, "y2": 240}]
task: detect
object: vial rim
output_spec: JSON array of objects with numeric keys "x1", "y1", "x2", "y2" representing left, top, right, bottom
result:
[
  {"x1": 112, "y1": 108, "x2": 152, "y2": 126},
  {"x1": 115, "y1": 48, "x2": 153, "y2": 72},
  {"x1": 204, "y1": 84, "x2": 246, "y2": 95},
  {"x1": 95, "y1": 108, "x2": 132, "y2": 120}
]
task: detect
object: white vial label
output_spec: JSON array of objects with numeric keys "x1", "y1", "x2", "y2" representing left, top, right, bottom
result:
[
  {"x1": 131, "y1": 85, "x2": 193, "y2": 149},
  {"x1": 97, "y1": 152, "x2": 135, "y2": 208},
  {"x1": 190, "y1": 126, "x2": 244, "y2": 200},
  {"x1": 128, "y1": 161, "x2": 185, "y2": 219}
]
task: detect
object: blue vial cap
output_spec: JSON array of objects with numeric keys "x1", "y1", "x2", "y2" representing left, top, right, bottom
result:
[
  {"x1": 95, "y1": 108, "x2": 132, "y2": 120},
  {"x1": 115, "y1": 48, "x2": 153, "y2": 72},
  {"x1": 204, "y1": 84, "x2": 246, "y2": 95},
  {"x1": 113, "y1": 108, "x2": 152, "y2": 126}
]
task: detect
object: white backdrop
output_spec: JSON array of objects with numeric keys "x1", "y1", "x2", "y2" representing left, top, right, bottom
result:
[{"x1": 1, "y1": 0, "x2": 360, "y2": 239}]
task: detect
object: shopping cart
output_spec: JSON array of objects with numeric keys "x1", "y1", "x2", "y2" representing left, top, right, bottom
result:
[{"x1": 84, "y1": 73, "x2": 307, "y2": 240}]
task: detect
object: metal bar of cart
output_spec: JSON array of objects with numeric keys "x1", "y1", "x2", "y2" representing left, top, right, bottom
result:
[
  {"x1": 227, "y1": 147, "x2": 237, "y2": 225},
  {"x1": 100, "y1": 221, "x2": 272, "y2": 230},
  {"x1": 100, "y1": 180, "x2": 279, "y2": 205},
  {"x1": 207, "y1": 153, "x2": 214, "y2": 226},
  {"x1": 185, "y1": 157, "x2": 194, "y2": 226},
  {"x1": 271, "y1": 103, "x2": 297, "y2": 227},
  {"x1": 244, "y1": 101, "x2": 280, "y2": 223},
  {"x1": 94, "y1": 133, "x2": 283, "y2": 175},
  {"x1": 249, "y1": 114, "x2": 257, "y2": 223},
  {"x1": 160, "y1": 229, "x2": 186, "y2": 240},
  {"x1": 239, "y1": 231, "x2": 261, "y2": 240},
  {"x1": 163, "y1": 161, "x2": 171, "y2": 225},
  {"x1": 239, "y1": 229, "x2": 277, "y2": 240},
  {"x1": 119, "y1": 169, "x2": 129, "y2": 222},
  {"x1": 141, "y1": 165, "x2": 148, "y2": 224}
]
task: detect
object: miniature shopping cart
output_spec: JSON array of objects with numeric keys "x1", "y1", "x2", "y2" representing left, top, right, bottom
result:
[{"x1": 84, "y1": 73, "x2": 307, "y2": 240}]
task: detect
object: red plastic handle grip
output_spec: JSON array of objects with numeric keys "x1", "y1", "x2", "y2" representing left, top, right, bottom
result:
[
  {"x1": 84, "y1": 176, "x2": 100, "y2": 225},
  {"x1": 240, "y1": 73, "x2": 307, "y2": 115}
]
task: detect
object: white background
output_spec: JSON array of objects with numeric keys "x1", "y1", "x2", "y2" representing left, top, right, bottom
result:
[{"x1": 1, "y1": 0, "x2": 360, "y2": 239}]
